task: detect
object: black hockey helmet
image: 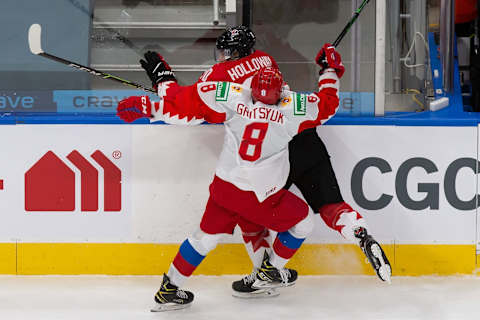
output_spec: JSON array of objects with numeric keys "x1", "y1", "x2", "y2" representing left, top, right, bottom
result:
[{"x1": 214, "y1": 25, "x2": 256, "y2": 62}]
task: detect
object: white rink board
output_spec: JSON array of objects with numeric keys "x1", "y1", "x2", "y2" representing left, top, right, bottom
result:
[
  {"x1": 0, "y1": 125, "x2": 133, "y2": 242},
  {"x1": 318, "y1": 125, "x2": 478, "y2": 244},
  {"x1": 131, "y1": 125, "x2": 224, "y2": 243},
  {"x1": 0, "y1": 124, "x2": 477, "y2": 245}
]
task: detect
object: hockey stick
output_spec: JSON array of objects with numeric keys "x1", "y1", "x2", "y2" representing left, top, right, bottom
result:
[
  {"x1": 28, "y1": 23, "x2": 156, "y2": 93},
  {"x1": 319, "y1": 0, "x2": 371, "y2": 67},
  {"x1": 332, "y1": 0, "x2": 371, "y2": 47},
  {"x1": 66, "y1": 0, "x2": 144, "y2": 57}
]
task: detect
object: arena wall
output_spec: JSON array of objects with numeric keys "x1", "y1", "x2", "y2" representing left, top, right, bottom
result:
[{"x1": 0, "y1": 124, "x2": 477, "y2": 275}]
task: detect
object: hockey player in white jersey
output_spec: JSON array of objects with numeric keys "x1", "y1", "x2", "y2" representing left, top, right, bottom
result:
[
  {"x1": 117, "y1": 44, "x2": 391, "y2": 311},
  {"x1": 137, "y1": 27, "x2": 391, "y2": 299}
]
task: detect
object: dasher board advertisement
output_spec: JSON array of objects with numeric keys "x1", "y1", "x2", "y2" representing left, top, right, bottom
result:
[
  {"x1": 0, "y1": 124, "x2": 477, "y2": 245},
  {"x1": 0, "y1": 125, "x2": 132, "y2": 242},
  {"x1": 316, "y1": 125, "x2": 477, "y2": 245}
]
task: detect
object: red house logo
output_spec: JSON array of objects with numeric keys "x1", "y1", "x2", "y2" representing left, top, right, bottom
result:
[{"x1": 25, "y1": 150, "x2": 121, "y2": 212}]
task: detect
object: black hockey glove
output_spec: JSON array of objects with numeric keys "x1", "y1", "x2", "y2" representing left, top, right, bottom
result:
[{"x1": 140, "y1": 51, "x2": 176, "y2": 88}]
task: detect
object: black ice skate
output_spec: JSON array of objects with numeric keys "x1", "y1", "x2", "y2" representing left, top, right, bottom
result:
[
  {"x1": 355, "y1": 227, "x2": 392, "y2": 283},
  {"x1": 151, "y1": 274, "x2": 194, "y2": 312},
  {"x1": 252, "y1": 252, "x2": 298, "y2": 289},
  {"x1": 232, "y1": 269, "x2": 280, "y2": 298}
]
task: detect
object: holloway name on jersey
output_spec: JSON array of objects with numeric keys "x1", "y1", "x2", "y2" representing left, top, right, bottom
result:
[
  {"x1": 226, "y1": 56, "x2": 273, "y2": 82},
  {"x1": 199, "y1": 50, "x2": 279, "y2": 84}
]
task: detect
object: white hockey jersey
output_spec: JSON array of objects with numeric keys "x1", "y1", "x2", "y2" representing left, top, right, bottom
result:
[{"x1": 151, "y1": 69, "x2": 340, "y2": 202}]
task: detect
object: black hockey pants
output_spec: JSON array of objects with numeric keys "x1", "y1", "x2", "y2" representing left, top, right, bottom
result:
[{"x1": 285, "y1": 127, "x2": 343, "y2": 212}]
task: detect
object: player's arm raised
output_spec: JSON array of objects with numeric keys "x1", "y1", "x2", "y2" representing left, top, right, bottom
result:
[{"x1": 296, "y1": 44, "x2": 343, "y2": 133}]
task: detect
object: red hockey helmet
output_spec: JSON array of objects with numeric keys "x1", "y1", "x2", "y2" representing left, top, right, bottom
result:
[{"x1": 251, "y1": 67, "x2": 283, "y2": 105}]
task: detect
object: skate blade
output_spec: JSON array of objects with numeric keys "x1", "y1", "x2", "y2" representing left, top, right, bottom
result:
[
  {"x1": 232, "y1": 288, "x2": 280, "y2": 299},
  {"x1": 150, "y1": 302, "x2": 192, "y2": 312},
  {"x1": 371, "y1": 243, "x2": 392, "y2": 284},
  {"x1": 379, "y1": 265, "x2": 392, "y2": 284},
  {"x1": 251, "y1": 279, "x2": 295, "y2": 290}
]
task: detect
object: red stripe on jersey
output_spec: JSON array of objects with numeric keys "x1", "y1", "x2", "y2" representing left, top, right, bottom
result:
[
  {"x1": 202, "y1": 105, "x2": 227, "y2": 123},
  {"x1": 172, "y1": 252, "x2": 197, "y2": 276},
  {"x1": 298, "y1": 89, "x2": 339, "y2": 133},
  {"x1": 318, "y1": 78, "x2": 337, "y2": 87},
  {"x1": 320, "y1": 87, "x2": 338, "y2": 94},
  {"x1": 273, "y1": 237, "x2": 297, "y2": 259}
]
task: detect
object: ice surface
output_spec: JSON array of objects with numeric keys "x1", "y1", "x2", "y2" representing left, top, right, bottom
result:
[{"x1": 0, "y1": 275, "x2": 479, "y2": 320}]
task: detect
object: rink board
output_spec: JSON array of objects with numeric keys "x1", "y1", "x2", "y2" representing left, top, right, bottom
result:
[
  {"x1": 0, "y1": 124, "x2": 478, "y2": 275},
  {"x1": 1, "y1": 243, "x2": 475, "y2": 276}
]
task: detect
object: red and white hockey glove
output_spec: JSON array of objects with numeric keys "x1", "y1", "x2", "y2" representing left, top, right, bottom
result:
[
  {"x1": 315, "y1": 43, "x2": 345, "y2": 78},
  {"x1": 116, "y1": 96, "x2": 153, "y2": 123}
]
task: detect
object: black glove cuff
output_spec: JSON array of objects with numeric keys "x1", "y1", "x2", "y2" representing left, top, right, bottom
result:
[{"x1": 153, "y1": 70, "x2": 176, "y2": 85}]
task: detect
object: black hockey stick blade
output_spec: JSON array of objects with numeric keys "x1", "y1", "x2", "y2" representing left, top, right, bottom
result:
[{"x1": 28, "y1": 24, "x2": 156, "y2": 93}]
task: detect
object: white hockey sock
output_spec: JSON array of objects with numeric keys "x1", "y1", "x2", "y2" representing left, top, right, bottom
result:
[
  {"x1": 167, "y1": 264, "x2": 189, "y2": 288},
  {"x1": 270, "y1": 253, "x2": 289, "y2": 270}
]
